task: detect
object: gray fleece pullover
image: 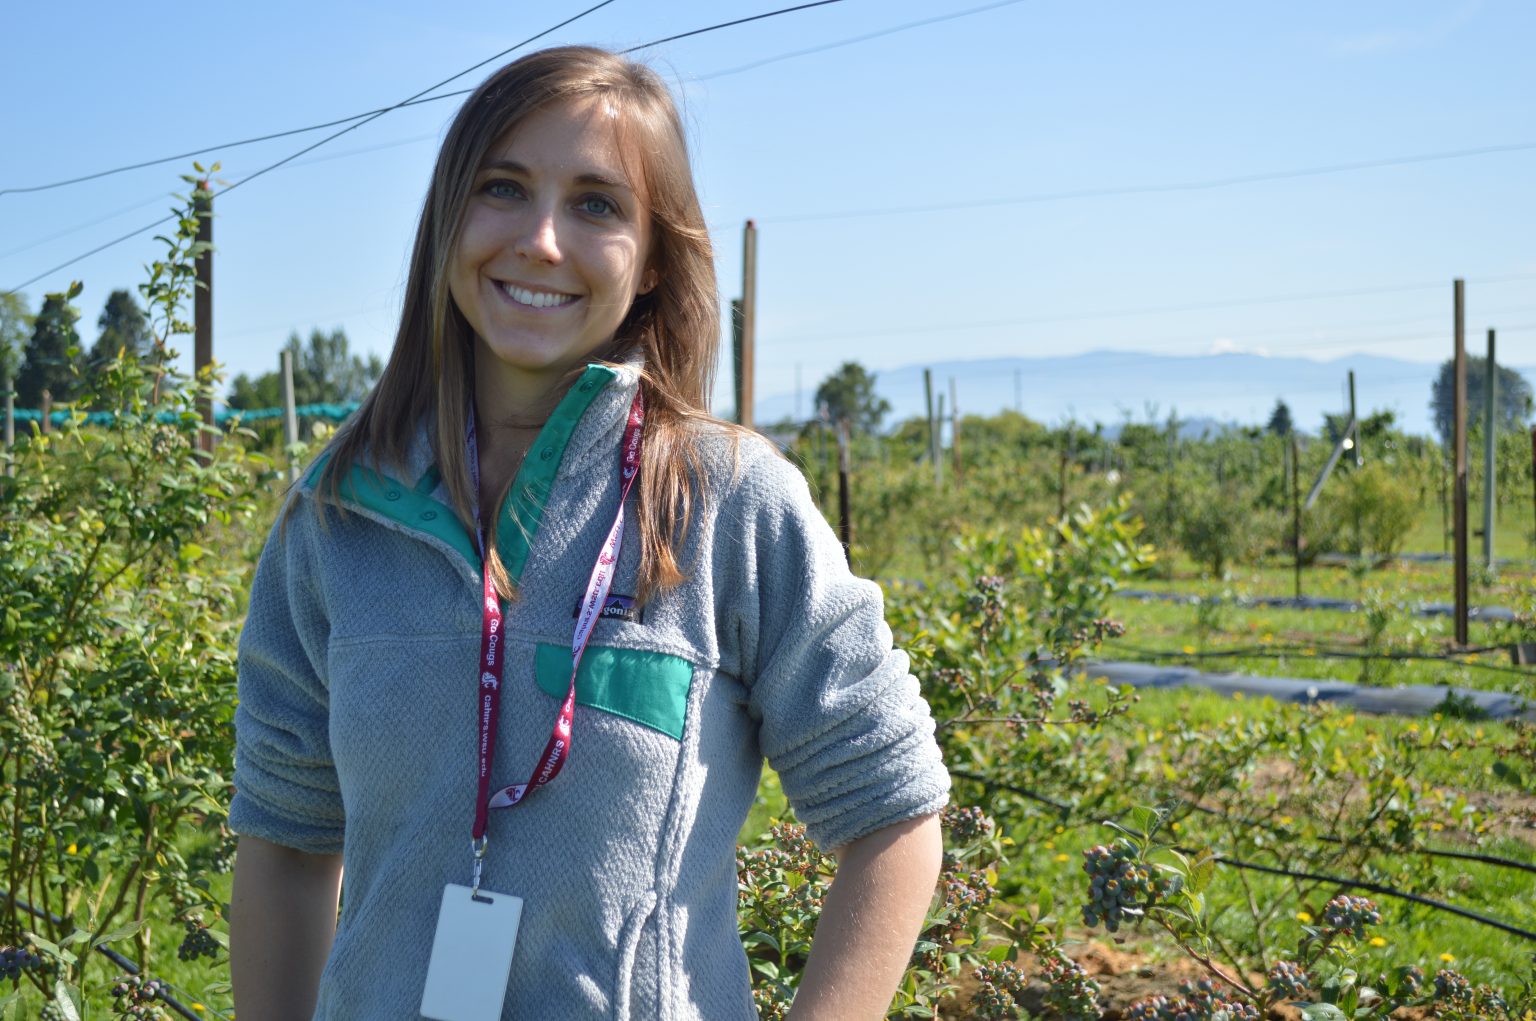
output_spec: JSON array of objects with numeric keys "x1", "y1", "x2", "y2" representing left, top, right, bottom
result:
[{"x1": 230, "y1": 360, "x2": 950, "y2": 1020}]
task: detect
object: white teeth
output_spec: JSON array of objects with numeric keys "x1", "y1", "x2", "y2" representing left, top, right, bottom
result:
[{"x1": 501, "y1": 282, "x2": 574, "y2": 308}]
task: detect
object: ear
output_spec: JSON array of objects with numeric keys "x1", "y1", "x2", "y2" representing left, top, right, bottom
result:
[{"x1": 637, "y1": 268, "x2": 658, "y2": 295}]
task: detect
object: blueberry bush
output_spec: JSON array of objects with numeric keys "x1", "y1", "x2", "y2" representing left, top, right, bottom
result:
[{"x1": 2, "y1": 177, "x2": 266, "y2": 1018}]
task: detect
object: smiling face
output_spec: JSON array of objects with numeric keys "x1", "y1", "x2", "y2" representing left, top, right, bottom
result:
[{"x1": 448, "y1": 96, "x2": 654, "y2": 415}]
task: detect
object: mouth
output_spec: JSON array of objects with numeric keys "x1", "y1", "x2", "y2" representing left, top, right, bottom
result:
[{"x1": 495, "y1": 280, "x2": 580, "y2": 310}]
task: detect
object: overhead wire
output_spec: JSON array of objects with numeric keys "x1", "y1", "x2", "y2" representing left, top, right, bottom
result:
[
  {"x1": 2, "y1": 0, "x2": 873, "y2": 297},
  {"x1": 693, "y1": 0, "x2": 1029, "y2": 79},
  {"x1": 2, "y1": 0, "x2": 623, "y2": 295},
  {"x1": 1, "y1": 134, "x2": 440, "y2": 264},
  {"x1": 0, "y1": 0, "x2": 855, "y2": 198},
  {"x1": 762, "y1": 139, "x2": 1536, "y2": 223},
  {"x1": 764, "y1": 272, "x2": 1536, "y2": 347}
]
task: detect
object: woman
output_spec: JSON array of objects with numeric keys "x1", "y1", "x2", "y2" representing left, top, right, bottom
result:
[{"x1": 229, "y1": 46, "x2": 948, "y2": 1021}]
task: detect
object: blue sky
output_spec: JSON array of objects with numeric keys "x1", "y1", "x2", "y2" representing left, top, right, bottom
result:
[{"x1": 2, "y1": 0, "x2": 1532, "y2": 422}]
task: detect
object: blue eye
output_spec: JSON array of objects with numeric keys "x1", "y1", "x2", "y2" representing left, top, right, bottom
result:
[
  {"x1": 485, "y1": 180, "x2": 523, "y2": 200},
  {"x1": 579, "y1": 195, "x2": 617, "y2": 217}
]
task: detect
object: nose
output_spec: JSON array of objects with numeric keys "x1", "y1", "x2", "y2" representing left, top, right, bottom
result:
[{"x1": 513, "y1": 204, "x2": 562, "y2": 264}]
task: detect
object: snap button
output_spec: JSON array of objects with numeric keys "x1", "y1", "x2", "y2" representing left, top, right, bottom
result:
[
  {"x1": 420, "y1": 510, "x2": 438, "y2": 521},
  {"x1": 540, "y1": 447, "x2": 555, "y2": 461},
  {"x1": 579, "y1": 379, "x2": 595, "y2": 392},
  {"x1": 385, "y1": 490, "x2": 401, "y2": 501}
]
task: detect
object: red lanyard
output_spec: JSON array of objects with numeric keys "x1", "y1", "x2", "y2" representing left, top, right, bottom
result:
[{"x1": 465, "y1": 390, "x2": 645, "y2": 890}]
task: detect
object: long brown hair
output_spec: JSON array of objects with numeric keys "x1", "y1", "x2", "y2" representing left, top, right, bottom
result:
[{"x1": 313, "y1": 46, "x2": 725, "y2": 602}]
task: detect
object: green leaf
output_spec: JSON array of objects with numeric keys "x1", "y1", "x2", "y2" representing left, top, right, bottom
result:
[
  {"x1": 0, "y1": 991, "x2": 21, "y2": 1021},
  {"x1": 25, "y1": 933, "x2": 76, "y2": 967},
  {"x1": 92, "y1": 918, "x2": 145, "y2": 947},
  {"x1": 986, "y1": 943, "x2": 1012, "y2": 962},
  {"x1": 52, "y1": 981, "x2": 82, "y2": 1021},
  {"x1": 1298, "y1": 1003, "x2": 1347, "y2": 1021},
  {"x1": 1190, "y1": 848, "x2": 1217, "y2": 894}
]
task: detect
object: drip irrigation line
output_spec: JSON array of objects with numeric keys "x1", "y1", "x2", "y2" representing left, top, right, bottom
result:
[
  {"x1": 1199, "y1": 854, "x2": 1536, "y2": 942},
  {"x1": 1179, "y1": 801, "x2": 1536, "y2": 877},
  {"x1": 1, "y1": 888, "x2": 219, "y2": 1021},
  {"x1": 1109, "y1": 643, "x2": 1536, "y2": 678},
  {"x1": 946, "y1": 771, "x2": 1536, "y2": 936}
]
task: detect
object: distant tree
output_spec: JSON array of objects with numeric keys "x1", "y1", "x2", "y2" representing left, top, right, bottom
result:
[
  {"x1": 227, "y1": 327, "x2": 382, "y2": 410},
  {"x1": 1322, "y1": 409, "x2": 1396, "y2": 454},
  {"x1": 16, "y1": 293, "x2": 81, "y2": 407},
  {"x1": 813, "y1": 361, "x2": 890, "y2": 433},
  {"x1": 1430, "y1": 357, "x2": 1533, "y2": 445},
  {"x1": 0, "y1": 290, "x2": 31, "y2": 389},
  {"x1": 1265, "y1": 399, "x2": 1293, "y2": 436},
  {"x1": 89, "y1": 289, "x2": 152, "y2": 365}
]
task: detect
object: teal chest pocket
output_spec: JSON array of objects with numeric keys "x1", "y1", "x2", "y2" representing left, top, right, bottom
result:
[{"x1": 534, "y1": 644, "x2": 693, "y2": 741}]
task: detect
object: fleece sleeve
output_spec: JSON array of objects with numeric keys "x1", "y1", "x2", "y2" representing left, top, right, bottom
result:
[
  {"x1": 727, "y1": 446, "x2": 949, "y2": 851},
  {"x1": 228, "y1": 499, "x2": 347, "y2": 855}
]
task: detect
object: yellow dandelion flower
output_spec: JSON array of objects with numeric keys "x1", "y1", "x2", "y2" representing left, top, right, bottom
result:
[
  {"x1": 1369, "y1": 937, "x2": 1387, "y2": 947},
  {"x1": 1296, "y1": 911, "x2": 1313, "y2": 923},
  {"x1": 1440, "y1": 952, "x2": 1456, "y2": 963},
  {"x1": 1278, "y1": 816, "x2": 1294, "y2": 826},
  {"x1": 1055, "y1": 853, "x2": 1070, "y2": 863},
  {"x1": 1181, "y1": 645, "x2": 1197, "y2": 655},
  {"x1": 1044, "y1": 841, "x2": 1056, "y2": 850},
  {"x1": 66, "y1": 843, "x2": 77, "y2": 855},
  {"x1": 1232, "y1": 691, "x2": 1244, "y2": 701}
]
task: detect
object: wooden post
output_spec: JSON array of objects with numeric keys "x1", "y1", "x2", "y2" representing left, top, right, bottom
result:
[
  {"x1": 836, "y1": 418, "x2": 852, "y2": 567},
  {"x1": 737, "y1": 220, "x2": 757, "y2": 430},
  {"x1": 1291, "y1": 432, "x2": 1303, "y2": 600},
  {"x1": 1530, "y1": 425, "x2": 1536, "y2": 557},
  {"x1": 1347, "y1": 369, "x2": 1361, "y2": 466},
  {"x1": 1058, "y1": 427, "x2": 1071, "y2": 519},
  {"x1": 282, "y1": 348, "x2": 299, "y2": 483},
  {"x1": 194, "y1": 179, "x2": 214, "y2": 452},
  {"x1": 40, "y1": 388, "x2": 52, "y2": 436},
  {"x1": 935, "y1": 394, "x2": 945, "y2": 488},
  {"x1": 1483, "y1": 329, "x2": 1496, "y2": 569},
  {"x1": 948, "y1": 376, "x2": 962, "y2": 478},
  {"x1": 730, "y1": 299, "x2": 743, "y2": 424},
  {"x1": 1452, "y1": 279, "x2": 1469, "y2": 646},
  {"x1": 2, "y1": 367, "x2": 13, "y2": 476},
  {"x1": 923, "y1": 368, "x2": 938, "y2": 485}
]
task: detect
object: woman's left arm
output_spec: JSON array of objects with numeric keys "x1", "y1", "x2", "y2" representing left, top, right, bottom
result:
[{"x1": 788, "y1": 812, "x2": 944, "y2": 1021}]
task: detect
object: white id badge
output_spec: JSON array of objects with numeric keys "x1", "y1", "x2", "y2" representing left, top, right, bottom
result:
[{"x1": 420, "y1": 884, "x2": 524, "y2": 1021}]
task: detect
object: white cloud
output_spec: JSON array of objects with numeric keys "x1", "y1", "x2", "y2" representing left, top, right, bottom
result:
[{"x1": 1210, "y1": 338, "x2": 1272, "y2": 357}]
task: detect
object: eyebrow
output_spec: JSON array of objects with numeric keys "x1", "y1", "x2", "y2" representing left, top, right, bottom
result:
[{"x1": 479, "y1": 158, "x2": 634, "y2": 193}]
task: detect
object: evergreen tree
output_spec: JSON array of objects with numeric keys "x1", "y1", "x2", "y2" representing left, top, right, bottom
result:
[
  {"x1": 226, "y1": 327, "x2": 382, "y2": 410},
  {"x1": 813, "y1": 361, "x2": 891, "y2": 433},
  {"x1": 0, "y1": 291, "x2": 31, "y2": 390},
  {"x1": 1265, "y1": 399, "x2": 1293, "y2": 436},
  {"x1": 16, "y1": 293, "x2": 81, "y2": 407},
  {"x1": 90, "y1": 289, "x2": 152, "y2": 365},
  {"x1": 1430, "y1": 357, "x2": 1533, "y2": 444}
]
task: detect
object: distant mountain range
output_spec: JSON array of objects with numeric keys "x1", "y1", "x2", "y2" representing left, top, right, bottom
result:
[{"x1": 751, "y1": 351, "x2": 1536, "y2": 439}]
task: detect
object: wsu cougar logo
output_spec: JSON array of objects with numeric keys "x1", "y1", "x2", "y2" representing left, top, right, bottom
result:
[
  {"x1": 481, "y1": 671, "x2": 499, "y2": 690},
  {"x1": 556, "y1": 713, "x2": 571, "y2": 738},
  {"x1": 485, "y1": 592, "x2": 499, "y2": 613}
]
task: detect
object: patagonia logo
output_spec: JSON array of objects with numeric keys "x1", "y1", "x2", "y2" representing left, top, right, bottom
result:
[{"x1": 573, "y1": 593, "x2": 642, "y2": 624}]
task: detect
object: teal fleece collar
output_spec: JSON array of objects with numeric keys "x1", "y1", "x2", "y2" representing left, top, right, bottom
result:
[{"x1": 306, "y1": 362, "x2": 621, "y2": 580}]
